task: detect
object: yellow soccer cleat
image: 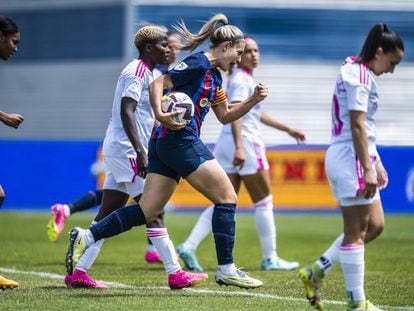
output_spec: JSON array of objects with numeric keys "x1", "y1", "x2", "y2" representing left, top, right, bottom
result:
[{"x1": 0, "y1": 275, "x2": 19, "y2": 290}]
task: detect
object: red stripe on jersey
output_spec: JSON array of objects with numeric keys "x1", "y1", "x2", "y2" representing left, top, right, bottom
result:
[{"x1": 195, "y1": 70, "x2": 212, "y2": 134}]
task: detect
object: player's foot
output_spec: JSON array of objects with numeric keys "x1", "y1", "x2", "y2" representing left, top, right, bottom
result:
[
  {"x1": 168, "y1": 269, "x2": 208, "y2": 290},
  {"x1": 177, "y1": 244, "x2": 204, "y2": 272},
  {"x1": 0, "y1": 275, "x2": 19, "y2": 290},
  {"x1": 261, "y1": 257, "x2": 299, "y2": 271},
  {"x1": 144, "y1": 250, "x2": 162, "y2": 263},
  {"x1": 66, "y1": 227, "x2": 88, "y2": 275},
  {"x1": 347, "y1": 300, "x2": 383, "y2": 311},
  {"x1": 298, "y1": 265, "x2": 324, "y2": 310},
  {"x1": 66, "y1": 270, "x2": 108, "y2": 289},
  {"x1": 215, "y1": 268, "x2": 263, "y2": 289},
  {"x1": 47, "y1": 203, "x2": 67, "y2": 242}
]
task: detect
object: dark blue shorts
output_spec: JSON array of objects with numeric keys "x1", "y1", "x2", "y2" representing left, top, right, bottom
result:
[{"x1": 148, "y1": 136, "x2": 214, "y2": 182}]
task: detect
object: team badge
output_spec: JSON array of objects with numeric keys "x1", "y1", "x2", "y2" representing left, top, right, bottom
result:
[
  {"x1": 174, "y1": 61, "x2": 188, "y2": 71},
  {"x1": 199, "y1": 98, "x2": 210, "y2": 107}
]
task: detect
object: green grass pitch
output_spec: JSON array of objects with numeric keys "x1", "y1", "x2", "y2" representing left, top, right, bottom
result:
[{"x1": 0, "y1": 211, "x2": 413, "y2": 310}]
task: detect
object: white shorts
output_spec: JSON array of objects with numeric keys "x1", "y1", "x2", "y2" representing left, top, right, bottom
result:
[
  {"x1": 214, "y1": 133, "x2": 269, "y2": 176},
  {"x1": 325, "y1": 143, "x2": 380, "y2": 206},
  {"x1": 103, "y1": 155, "x2": 144, "y2": 198}
]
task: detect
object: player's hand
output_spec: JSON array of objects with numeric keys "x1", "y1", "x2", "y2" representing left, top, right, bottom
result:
[
  {"x1": 232, "y1": 147, "x2": 245, "y2": 169},
  {"x1": 157, "y1": 111, "x2": 186, "y2": 131},
  {"x1": 362, "y1": 168, "x2": 378, "y2": 199},
  {"x1": 1, "y1": 113, "x2": 24, "y2": 128},
  {"x1": 287, "y1": 128, "x2": 306, "y2": 144},
  {"x1": 376, "y1": 161, "x2": 389, "y2": 190},
  {"x1": 253, "y1": 83, "x2": 268, "y2": 102},
  {"x1": 135, "y1": 151, "x2": 148, "y2": 179}
]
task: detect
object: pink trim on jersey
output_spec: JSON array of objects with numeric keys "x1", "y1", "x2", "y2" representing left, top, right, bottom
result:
[
  {"x1": 355, "y1": 155, "x2": 378, "y2": 196},
  {"x1": 146, "y1": 228, "x2": 168, "y2": 238},
  {"x1": 340, "y1": 243, "x2": 364, "y2": 250},
  {"x1": 359, "y1": 63, "x2": 370, "y2": 85},
  {"x1": 238, "y1": 66, "x2": 253, "y2": 76},
  {"x1": 253, "y1": 140, "x2": 265, "y2": 172},
  {"x1": 129, "y1": 157, "x2": 139, "y2": 183},
  {"x1": 135, "y1": 59, "x2": 150, "y2": 78}
]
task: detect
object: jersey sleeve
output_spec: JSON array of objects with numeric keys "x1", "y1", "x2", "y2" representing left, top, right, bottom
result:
[
  {"x1": 169, "y1": 54, "x2": 208, "y2": 88},
  {"x1": 122, "y1": 73, "x2": 144, "y2": 103},
  {"x1": 211, "y1": 87, "x2": 227, "y2": 107},
  {"x1": 227, "y1": 71, "x2": 250, "y2": 103},
  {"x1": 342, "y1": 64, "x2": 372, "y2": 113}
]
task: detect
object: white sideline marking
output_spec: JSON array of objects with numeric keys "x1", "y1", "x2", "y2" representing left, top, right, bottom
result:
[{"x1": 1, "y1": 267, "x2": 413, "y2": 310}]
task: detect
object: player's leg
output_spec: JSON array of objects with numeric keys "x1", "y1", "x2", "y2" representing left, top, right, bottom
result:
[
  {"x1": 186, "y1": 159, "x2": 262, "y2": 289},
  {"x1": 47, "y1": 190, "x2": 103, "y2": 242},
  {"x1": 0, "y1": 184, "x2": 5, "y2": 208}
]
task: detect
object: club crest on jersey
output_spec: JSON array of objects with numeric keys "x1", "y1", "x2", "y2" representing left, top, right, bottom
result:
[
  {"x1": 174, "y1": 61, "x2": 188, "y2": 71},
  {"x1": 199, "y1": 98, "x2": 210, "y2": 107}
]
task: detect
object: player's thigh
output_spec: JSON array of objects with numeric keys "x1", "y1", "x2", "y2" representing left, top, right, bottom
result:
[
  {"x1": 95, "y1": 189, "x2": 130, "y2": 221},
  {"x1": 186, "y1": 159, "x2": 237, "y2": 204},
  {"x1": 242, "y1": 169, "x2": 271, "y2": 203},
  {"x1": 139, "y1": 172, "x2": 178, "y2": 222},
  {"x1": 227, "y1": 173, "x2": 242, "y2": 193}
]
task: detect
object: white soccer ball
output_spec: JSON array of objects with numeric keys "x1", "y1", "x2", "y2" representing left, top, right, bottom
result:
[{"x1": 161, "y1": 91, "x2": 194, "y2": 124}]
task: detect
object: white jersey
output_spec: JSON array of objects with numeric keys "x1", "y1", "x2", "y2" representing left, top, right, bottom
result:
[
  {"x1": 330, "y1": 56, "x2": 379, "y2": 147},
  {"x1": 103, "y1": 59, "x2": 155, "y2": 157},
  {"x1": 222, "y1": 67, "x2": 262, "y2": 138}
]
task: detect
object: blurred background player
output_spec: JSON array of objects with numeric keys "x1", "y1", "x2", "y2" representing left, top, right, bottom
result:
[
  {"x1": 64, "y1": 24, "x2": 207, "y2": 289},
  {"x1": 153, "y1": 31, "x2": 181, "y2": 77},
  {"x1": 298, "y1": 23, "x2": 404, "y2": 311},
  {"x1": 176, "y1": 36, "x2": 306, "y2": 272},
  {"x1": 65, "y1": 13, "x2": 268, "y2": 289},
  {"x1": 0, "y1": 15, "x2": 22, "y2": 290}
]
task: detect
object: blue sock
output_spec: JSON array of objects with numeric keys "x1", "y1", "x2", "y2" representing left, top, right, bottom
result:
[
  {"x1": 90, "y1": 204, "x2": 146, "y2": 241},
  {"x1": 212, "y1": 203, "x2": 236, "y2": 265}
]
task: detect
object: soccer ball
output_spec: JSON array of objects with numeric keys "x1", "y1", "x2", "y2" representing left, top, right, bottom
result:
[{"x1": 161, "y1": 92, "x2": 194, "y2": 124}]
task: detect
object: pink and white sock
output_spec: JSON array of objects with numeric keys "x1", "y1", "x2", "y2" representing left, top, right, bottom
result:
[
  {"x1": 76, "y1": 221, "x2": 103, "y2": 272},
  {"x1": 340, "y1": 243, "x2": 365, "y2": 302},
  {"x1": 254, "y1": 195, "x2": 277, "y2": 262},
  {"x1": 147, "y1": 228, "x2": 181, "y2": 275}
]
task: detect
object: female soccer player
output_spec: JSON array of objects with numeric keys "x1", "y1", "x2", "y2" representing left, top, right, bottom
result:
[
  {"x1": 0, "y1": 15, "x2": 22, "y2": 290},
  {"x1": 298, "y1": 24, "x2": 404, "y2": 311},
  {"x1": 176, "y1": 36, "x2": 305, "y2": 272},
  {"x1": 66, "y1": 13, "x2": 268, "y2": 289},
  {"x1": 64, "y1": 24, "x2": 207, "y2": 289}
]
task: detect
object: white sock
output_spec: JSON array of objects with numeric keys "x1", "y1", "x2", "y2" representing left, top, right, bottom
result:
[
  {"x1": 76, "y1": 221, "x2": 103, "y2": 272},
  {"x1": 63, "y1": 204, "x2": 71, "y2": 217},
  {"x1": 340, "y1": 244, "x2": 365, "y2": 302},
  {"x1": 84, "y1": 229, "x2": 96, "y2": 247},
  {"x1": 218, "y1": 263, "x2": 237, "y2": 275},
  {"x1": 182, "y1": 205, "x2": 214, "y2": 251},
  {"x1": 147, "y1": 244, "x2": 157, "y2": 252},
  {"x1": 147, "y1": 228, "x2": 181, "y2": 275},
  {"x1": 254, "y1": 195, "x2": 277, "y2": 262},
  {"x1": 315, "y1": 233, "x2": 343, "y2": 276}
]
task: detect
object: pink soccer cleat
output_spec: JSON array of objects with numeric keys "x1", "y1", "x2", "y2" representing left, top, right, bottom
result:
[
  {"x1": 47, "y1": 204, "x2": 67, "y2": 242},
  {"x1": 168, "y1": 269, "x2": 208, "y2": 290},
  {"x1": 66, "y1": 270, "x2": 108, "y2": 289},
  {"x1": 144, "y1": 250, "x2": 162, "y2": 263}
]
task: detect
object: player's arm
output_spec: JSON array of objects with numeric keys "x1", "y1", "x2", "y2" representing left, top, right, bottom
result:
[
  {"x1": 229, "y1": 102, "x2": 245, "y2": 168},
  {"x1": 0, "y1": 110, "x2": 24, "y2": 128},
  {"x1": 212, "y1": 84, "x2": 268, "y2": 124},
  {"x1": 350, "y1": 110, "x2": 377, "y2": 198},
  {"x1": 260, "y1": 111, "x2": 306, "y2": 143},
  {"x1": 120, "y1": 96, "x2": 147, "y2": 177},
  {"x1": 149, "y1": 74, "x2": 185, "y2": 130}
]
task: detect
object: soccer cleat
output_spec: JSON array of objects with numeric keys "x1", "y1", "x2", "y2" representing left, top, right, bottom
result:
[
  {"x1": 347, "y1": 300, "x2": 383, "y2": 311},
  {"x1": 65, "y1": 227, "x2": 88, "y2": 275},
  {"x1": 0, "y1": 275, "x2": 19, "y2": 290},
  {"x1": 215, "y1": 268, "x2": 263, "y2": 289},
  {"x1": 261, "y1": 257, "x2": 299, "y2": 271},
  {"x1": 66, "y1": 270, "x2": 108, "y2": 289},
  {"x1": 144, "y1": 250, "x2": 162, "y2": 263},
  {"x1": 298, "y1": 265, "x2": 324, "y2": 310},
  {"x1": 47, "y1": 203, "x2": 67, "y2": 242},
  {"x1": 168, "y1": 269, "x2": 208, "y2": 290},
  {"x1": 177, "y1": 244, "x2": 204, "y2": 272}
]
